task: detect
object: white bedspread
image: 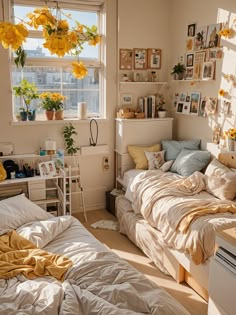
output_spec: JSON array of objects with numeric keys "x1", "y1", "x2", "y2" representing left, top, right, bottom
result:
[
  {"x1": 0, "y1": 216, "x2": 189, "y2": 315},
  {"x1": 127, "y1": 170, "x2": 236, "y2": 264}
]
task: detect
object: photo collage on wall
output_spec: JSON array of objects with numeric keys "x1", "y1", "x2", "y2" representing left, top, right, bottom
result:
[
  {"x1": 175, "y1": 91, "x2": 217, "y2": 118},
  {"x1": 185, "y1": 22, "x2": 223, "y2": 80}
]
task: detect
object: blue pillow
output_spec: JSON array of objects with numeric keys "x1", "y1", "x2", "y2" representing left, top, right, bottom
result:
[
  {"x1": 161, "y1": 139, "x2": 201, "y2": 161},
  {"x1": 170, "y1": 149, "x2": 211, "y2": 176}
]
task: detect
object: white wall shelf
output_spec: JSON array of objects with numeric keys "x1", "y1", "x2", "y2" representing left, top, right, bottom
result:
[{"x1": 80, "y1": 144, "x2": 109, "y2": 156}]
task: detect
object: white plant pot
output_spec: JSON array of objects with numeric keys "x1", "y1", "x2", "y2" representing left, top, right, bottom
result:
[{"x1": 158, "y1": 110, "x2": 167, "y2": 118}]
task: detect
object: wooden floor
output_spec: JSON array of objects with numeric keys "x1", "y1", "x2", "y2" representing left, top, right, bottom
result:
[{"x1": 74, "y1": 209, "x2": 208, "y2": 315}]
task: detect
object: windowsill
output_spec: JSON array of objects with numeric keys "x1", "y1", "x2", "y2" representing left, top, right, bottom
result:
[{"x1": 11, "y1": 118, "x2": 109, "y2": 126}]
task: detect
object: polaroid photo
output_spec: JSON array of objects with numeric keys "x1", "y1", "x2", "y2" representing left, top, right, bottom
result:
[{"x1": 39, "y1": 161, "x2": 57, "y2": 177}]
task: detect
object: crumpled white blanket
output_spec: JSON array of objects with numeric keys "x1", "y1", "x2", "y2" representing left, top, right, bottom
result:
[{"x1": 91, "y1": 220, "x2": 119, "y2": 231}]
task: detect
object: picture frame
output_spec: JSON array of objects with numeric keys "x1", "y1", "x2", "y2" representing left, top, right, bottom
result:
[
  {"x1": 206, "y1": 48, "x2": 223, "y2": 60},
  {"x1": 182, "y1": 102, "x2": 190, "y2": 115},
  {"x1": 194, "y1": 25, "x2": 208, "y2": 51},
  {"x1": 176, "y1": 102, "x2": 184, "y2": 113},
  {"x1": 147, "y1": 48, "x2": 161, "y2": 69},
  {"x1": 223, "y1": 100, "x2": 230, "y2": 114},
  {"x1": 119, "y1": 49, "x2": 133, "y2": 70},
  {"x1": 185, "y1": 67, "x2": 194, "y2": 80},
  {"x1": 190, "y1": 92, "x2": 201, "y2": 115},
  {"x1": 39, "y1": 161, "x2": 57, "y2": 177},
  {"x1": 187, "y1": 23, "x2": 196, "y2": 37},
  {"x1": 186, "y1": 37, "x2": 194, "y2": 53},
  {"x1": 206, "y1": 23, "x2": 222, "y2": 48},
  {"x1": 133, "y1": 48, "x2": 147, "y2": 70},
  {"x1": 120, "y1": 93, "x2": 133, "y2": 105},
  {"x1": 199, "y1": 98, "x2": 207, "y2": 117},
  {"x1": 179, "y1": 92, "x2": 187, "y2": 102},
  {"x1": 186, "y1": 53, "x2": 194, "y2": 67},
  {"x1": 193, "y1": 51, "x2": 206, "y2": 79},
  {"x1": 204, "y1": 97, "x2": 217, "y2": 115},
  {"x1": 202, "y1": 61, "x2": 215, "y2": 80}
]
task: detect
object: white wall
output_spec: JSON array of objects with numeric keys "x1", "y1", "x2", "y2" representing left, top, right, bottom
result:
[
  {"x1": 169, "y1": 0, "x2": 236, "y2": 156},
  {"x1": 0, "y1": 0, "x2": 118, "y2": 211}
]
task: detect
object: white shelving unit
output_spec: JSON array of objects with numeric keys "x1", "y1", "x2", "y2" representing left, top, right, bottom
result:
[{"x1": 60, "y1": 164, "x2": 86, "y2": 221}]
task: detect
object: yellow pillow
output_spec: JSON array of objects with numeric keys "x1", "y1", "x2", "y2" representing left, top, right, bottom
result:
[{"x1": 128, "y1": 144, "x2": 161, "y2": 169}]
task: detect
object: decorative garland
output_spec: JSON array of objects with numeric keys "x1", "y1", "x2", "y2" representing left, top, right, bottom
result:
[{"x1": 0, "y1": 3, "x2": 101, "y2": 79}]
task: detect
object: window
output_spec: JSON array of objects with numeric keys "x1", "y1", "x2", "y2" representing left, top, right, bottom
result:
[{"x1": 11, "y1": 1, "x2": 104, "y2": 120}]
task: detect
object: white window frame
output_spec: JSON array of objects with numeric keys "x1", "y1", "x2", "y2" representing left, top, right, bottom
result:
[{"x1": 10, "y1": 0, "x2": 105, "y2": 120}]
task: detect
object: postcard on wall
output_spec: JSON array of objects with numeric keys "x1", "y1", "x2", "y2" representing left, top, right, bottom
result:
[
  {"x1": 176, "y1": 102, "x2": 184, "y2": 113},
  {"x1": 179, "y1": 92, "x2": 187, "y2": 102},
  {"x1": 199, "y1": 98, "x2": 207, "y2": 117},
  {"x1": 204, "y1": 97, "x2": 217, "y2": 115},
  {"x1": 119, "y1": 49, "x2": 133, "y2": 70},
  {"x1": 190, "y1": 92, "x2": 201, "y2": 115},
  {"x1": 147, "y1": 48, "x2": 161, "y2": 69},
  {"x1": 186, "y1": 37, "x2": 194, "y2": 52},
  {"x1": 194, "y1": 25, "x2": 208, "y2": 50},
  {"x1": 182, "y1": 102, "x2": 190, "y2": 115},
  {"x1": 52, "y1": 149, "x2": 64, "y2": 171},
  {"x1": 202, "y1": 61, "x2": 215, "y2": 80},
  {"x1": 206, "y1": 23, "x2": 222, "y2": 48},
  {"x1": 133, "y1": 48, "x2": 147, "y2": 70}
]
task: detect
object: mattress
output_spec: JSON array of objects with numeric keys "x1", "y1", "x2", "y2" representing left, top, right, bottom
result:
[
  {"x1": 0, "y1": 194, "x2": 190, "y2": 315},
  {"x1": 122, "y1": 169, "x2": 144, "y2": 189}
]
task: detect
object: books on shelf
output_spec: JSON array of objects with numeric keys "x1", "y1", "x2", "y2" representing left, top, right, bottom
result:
[{"x1": 138, "y1": 95, "x2": 156, "y2": 118}]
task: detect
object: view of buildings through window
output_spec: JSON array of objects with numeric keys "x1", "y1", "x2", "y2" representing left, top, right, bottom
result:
[{"x1": 12, "y1": 2, "x2": 102, "y2": 120}]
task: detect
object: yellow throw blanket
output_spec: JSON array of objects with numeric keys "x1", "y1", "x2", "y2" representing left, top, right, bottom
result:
[{"x1": 0, "y1": 230, "x2": 72, "y2": 280}]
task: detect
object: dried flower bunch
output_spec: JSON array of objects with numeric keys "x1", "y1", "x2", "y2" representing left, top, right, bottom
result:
[
  {"x1": 219, "y1": 19, "x2": 236, "y2": 38},
  {"x1": 224, "y1": 128, "x2": 236, "y2": 140},
  {"x1": 0, "y1": 3, "x2": 101, "y2": 79}
]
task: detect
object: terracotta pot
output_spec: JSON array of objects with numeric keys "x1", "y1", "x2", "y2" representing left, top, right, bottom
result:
[
  {"x1": 55, "y1": 110, "x2": 64, "y2": 120},
  {"x1": 45, "y1": 110, "x2": 54, "y2": 120}
]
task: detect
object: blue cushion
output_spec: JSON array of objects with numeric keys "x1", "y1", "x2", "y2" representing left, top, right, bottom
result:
[
  {"x1": 170, "y1": 149, "x2": 211, "y2": 176},
  {"x1": 161, "y1": 139, "x2": 201, "y2": 161}
]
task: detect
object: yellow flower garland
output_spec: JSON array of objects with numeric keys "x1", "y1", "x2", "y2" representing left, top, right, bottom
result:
[{"x1": 0, "y1": 5, "x2": 101, "y2": 79}]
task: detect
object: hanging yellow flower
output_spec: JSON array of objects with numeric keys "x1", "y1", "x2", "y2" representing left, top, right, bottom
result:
[
  {"x1": 218, "y1": 89, "x2": 226, "y2": 96},
  {"x1": 27, "y1": 7, "x2": 56, "y2": 29},
  {"x1": 43, "y1": 34, "x2": 72, "y2": 57},
  {"x1": 0, "y1": 22, "x2": 28, "y2": 50},
  {"x1": 72, "y1": 61, "x2": 88, "y2": 79},
  {"x1": 88, "y1": 35, "x2": 101, "y2": 46}
]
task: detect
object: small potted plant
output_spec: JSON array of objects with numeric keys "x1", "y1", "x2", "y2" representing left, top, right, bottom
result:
[
  {"x1": 39, "y1": 92, "x2": 66, "y2": 120},
  {"x1": 171, "y1": 62, "x2": 186, "y2": 80},
  {"x1": 13, "y1": 79, "x2": 39, "y2": 121},
  {"x1": 155, "y1": 93, "x2": 167, "y2": 118}
]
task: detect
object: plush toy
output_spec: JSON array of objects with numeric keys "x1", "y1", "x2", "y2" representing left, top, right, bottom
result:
[{"x1": 218, "y1": 152, "x2": 236, "y2": 169}]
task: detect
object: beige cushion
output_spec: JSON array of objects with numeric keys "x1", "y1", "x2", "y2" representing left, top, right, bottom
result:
[
  {"x1": 145, "y1": 150, "x2": 165, "y2": 170},
  {"x1": 205, "y1": 158, "x2": 236, "y2": 200},
  {"x1": 128, "y1": 144, "x2": 161, "y2": 169}
]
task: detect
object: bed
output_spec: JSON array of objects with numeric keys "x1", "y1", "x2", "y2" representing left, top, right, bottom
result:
[
  {"x1": 0, "y1": 193, "x2": 190, "y2": 315},
  {"x1": 115, "y1": 141, "x2": 236, "y2": 299}
]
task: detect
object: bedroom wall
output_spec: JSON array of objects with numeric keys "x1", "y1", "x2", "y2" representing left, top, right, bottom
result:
[
  {"x1": 168, "y1": 0, "x2": 236, "y2": 156},
  {"x1": 0, "y1": 0, "x2": 117, "y2": 211},
  {"x1": 0, "y1": 0, "x2": 171, "y2": 211}
]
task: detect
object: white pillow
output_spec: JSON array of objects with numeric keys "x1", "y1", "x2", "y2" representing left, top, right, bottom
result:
[
  {"x1": 160, "y1": 160, "x2": 174, "y2": 172},
  {"x1": 0, "y1": 193, "x2": 52, "y2": 230},
  {"x1": 145, "y1": 150, "x2": 165, "y2": 170}
]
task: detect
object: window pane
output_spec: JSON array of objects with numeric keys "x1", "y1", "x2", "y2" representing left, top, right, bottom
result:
[
  {"x1": 12, "y1": 66, "x2": 100, "y2": 118},
  {"x1": 14, "y1": 5, "x2": 99, "y2": 58}
]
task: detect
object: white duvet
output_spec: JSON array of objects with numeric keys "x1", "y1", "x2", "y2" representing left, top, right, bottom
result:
[
  {"x1": 0, "y1": 215, "x2": 189, "y2": 315},
  {"x1": 127, "y1": 170, "x2": 236, "y2": 264}
]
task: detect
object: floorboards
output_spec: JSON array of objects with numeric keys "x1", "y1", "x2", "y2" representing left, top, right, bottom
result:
[{"x1": 73, "y1": 209, "x2": 208, "y2": 315}]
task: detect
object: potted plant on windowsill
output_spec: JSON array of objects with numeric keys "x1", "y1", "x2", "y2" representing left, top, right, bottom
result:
[
  {"x1": 39, "y1": 92, "x2": 66, "y2": 120},
  {"x1": 13, "y1": 79, "x2": 39, "y2": 121},
  {"x1": 171, "y1": 62, "x2": 186, "y2": 80}
]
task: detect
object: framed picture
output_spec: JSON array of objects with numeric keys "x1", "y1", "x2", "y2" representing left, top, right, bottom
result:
[
  {"x1": 193, "y1": 51, "x2": 206, "y2": 79},
  {"x1": 121, "y1": 93, "x2": 133, "y2": 105},
  {"x1": 182, "y1": 102, "x2": 190, "y2": 115},
  {"x1": 206, "y1": 23, "x2": 222, "y2": 48},
  {"x1": 147, "y1": 48, "x2": 161, "y2": 69},
  {"x1": 179, "y1": 92, "x2": 187, "y2": 102},
  {"x1": 187, "y1": 23, "x2": 196, "y2": 37},
  {"x1": 223, "y1": 100, "x2": 230, "y2": 114},
  {"x1": 176, "y1": 102, "x2": 184, "y2": 113},
  {"x1": 186, "y1": 37, "x2": 194, "y2": 52},
  {"x1": 202, "y1": 61, "x2": 215, "y2": 80},
  {"x1": 119, "y1": 49, "x2": 133, "y2": 70},
  {"x1": 199, "y1": 98, "x2": 207, "y2": 117},
  {"x1": 190, "y1": 92, "x2": 201, "y2": 115},
  {"x1": 186, "y1": 67, "x2": 193, "y2": 80},
  {"x1": 206, "y1": 48, "x2": 223, "y2": 60},
  {"x1": 186, "y1": 95, "x2": 191, "y2": 102},
  {"x1": 186, "y1": 53, "x2": 194, "y2": 67},
  {"x1": 194, "y1": 25, "x2": 208, "y2": 50},
  {"x1": 39, "y1": 161, "x2": 57, "y2": 177},
  {"x1": 205, "y1": 97, "x2": 217, "y2": 115},
  {"x1": 133, "y1": 48, "x2": 147, "y2": 70}
]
